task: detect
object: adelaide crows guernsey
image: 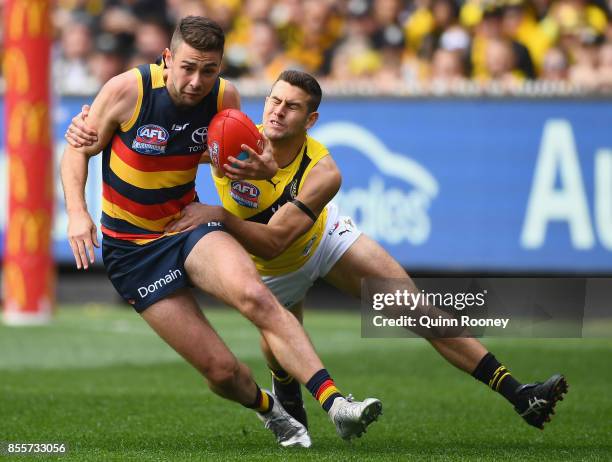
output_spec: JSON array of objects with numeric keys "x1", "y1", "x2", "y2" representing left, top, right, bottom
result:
[
  {"x1": 213, "y1": 132, "x2": 329, "y2": 276},
  {"x1": 101, "y1": 62, "x2": 226, "y2": 243}
]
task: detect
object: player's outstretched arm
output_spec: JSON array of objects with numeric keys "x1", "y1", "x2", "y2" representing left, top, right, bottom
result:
[
  {"x1": 60, "y1": 71, "x2": 138, "y2": 269},
  {"x1": 166, "y1": 156, "x2": 341, "y2": 260}
]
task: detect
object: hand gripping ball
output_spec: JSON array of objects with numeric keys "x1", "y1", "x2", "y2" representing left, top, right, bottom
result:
[{"x1": 207, "y1": 109, "x2": 263, "y2": 171}]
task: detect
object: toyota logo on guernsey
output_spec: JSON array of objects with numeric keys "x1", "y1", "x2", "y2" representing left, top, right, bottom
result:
[
  {"x1": 192, "y1": 126, "x2": 208, "y2": 145},
  {"x1": 312, "y1": 122, "x2": 439, "y2": 245},
  {"x1": 132, "y1": 124, "x2": 169, "y2": 154}
]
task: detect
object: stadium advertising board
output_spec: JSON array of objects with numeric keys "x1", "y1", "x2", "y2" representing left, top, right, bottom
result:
[{"x1": 0, "y1": 97, "x2": 610, "y2": 272}]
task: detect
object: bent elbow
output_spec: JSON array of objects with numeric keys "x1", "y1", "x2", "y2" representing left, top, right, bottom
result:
[
  {"x1": 261, "y1": 239, "x2": 289, "y2": 260},
  {"x1": 262, "y1": 246, "x2": 282, "y2": 261}
]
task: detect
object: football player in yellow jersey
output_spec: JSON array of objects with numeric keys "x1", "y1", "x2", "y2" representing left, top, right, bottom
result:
[
  {"x1": 61, "y1": 16, "x2": 382, "y2": 447},
  {"x1": 162, "y1": 70, "x2": 568, "y2": 432}
]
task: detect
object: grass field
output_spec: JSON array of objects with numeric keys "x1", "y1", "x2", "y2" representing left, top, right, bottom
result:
[{"x1": 1, "y1": 305, "x2": 611, "y2": 461}]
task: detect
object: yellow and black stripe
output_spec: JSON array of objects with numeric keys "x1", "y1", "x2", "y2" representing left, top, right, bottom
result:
[
  {"x1": 489, "y1": 365, "x2": 512, "y2": 391},
  {"x1": 271, "y1": 369, "x2": 295, "y2": 385}
]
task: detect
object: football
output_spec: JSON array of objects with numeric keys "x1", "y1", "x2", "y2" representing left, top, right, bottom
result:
[{"x1": 207, "y1": 109, "x2": 263, "y2": 170}]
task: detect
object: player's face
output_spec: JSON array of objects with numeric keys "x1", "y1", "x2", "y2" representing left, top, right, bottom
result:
[
  {"x1": 263, "y1": 80, "x2": 318, "y2": 141},
  {"x1": 165, "y1": 42, "x2": 222, "y2": 107}
]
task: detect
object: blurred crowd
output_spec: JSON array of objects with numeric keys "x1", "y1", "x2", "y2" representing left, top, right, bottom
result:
[{"x1": 3, "y1": 0, "x2": 612, "y2": 94}]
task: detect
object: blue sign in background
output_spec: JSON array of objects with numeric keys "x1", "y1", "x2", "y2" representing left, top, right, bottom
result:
[{"x1": 1, "y1": 97, "x2": 610, "y2": 272}]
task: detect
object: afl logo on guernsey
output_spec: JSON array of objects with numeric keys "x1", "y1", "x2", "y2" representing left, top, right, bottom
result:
[
  {"x1": 230, "y1": 181, "x2": 260, "y2": 208},
  {"x1": 132, "y1": 124, "x2": 169, "y2": 154}
]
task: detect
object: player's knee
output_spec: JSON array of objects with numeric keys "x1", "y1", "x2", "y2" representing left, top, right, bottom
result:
[
  {"x1": 236, "y1": 282, "x2": 279, "y2": 325},
  {"x1": 203, "y1": 358, "x2": 241, "y2": 390}
]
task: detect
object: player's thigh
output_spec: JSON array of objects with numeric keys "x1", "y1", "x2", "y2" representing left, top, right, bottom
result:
[
  {"x1": 184, "y1": 231, "x2": 268, "y2": 308},
  {"x1": 140, "y1": 288, "x2": 238, "y2": 374},
  {"x1": 324, "y1": 234, "x2": 408, "y2": 298}
]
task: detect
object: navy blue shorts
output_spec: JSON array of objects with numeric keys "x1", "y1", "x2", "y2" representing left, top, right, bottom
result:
[{"x1": 102, "y1": 223, "x2": 225, "y2": 312}]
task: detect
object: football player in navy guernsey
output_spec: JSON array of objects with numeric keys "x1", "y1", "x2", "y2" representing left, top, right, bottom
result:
[{"x1": 61, "y1": 16, "x2": 383, "y2": 448}]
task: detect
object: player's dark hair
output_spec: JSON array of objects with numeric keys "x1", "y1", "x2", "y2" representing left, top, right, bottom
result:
[
  {"x1": 170, "y1": 16, "x2": 224, "y2": 55},
  {"x1": 275, "y1": 70, "x2": 322, "y2": 113}
]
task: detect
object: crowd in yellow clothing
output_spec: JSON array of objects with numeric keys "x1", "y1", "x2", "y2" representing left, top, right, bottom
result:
[{"x1": 2, "y1": 0, "x2": 610, "y2": 94}]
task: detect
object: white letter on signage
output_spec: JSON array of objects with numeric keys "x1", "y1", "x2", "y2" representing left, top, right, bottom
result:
[
  {"x1": 595, "y1": 149, "x2": 612, "y2": 250},
  {"x1": 521, "y1": 120, "x2": 594, "y2": 249}
]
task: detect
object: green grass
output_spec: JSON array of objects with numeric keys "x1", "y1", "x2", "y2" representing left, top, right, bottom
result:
[{"x1": 1, "y1": 305, "x2": 611, "y2": 461}]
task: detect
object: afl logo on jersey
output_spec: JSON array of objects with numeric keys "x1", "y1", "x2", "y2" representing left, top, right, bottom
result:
[
  {"x1": 132, "y1": 124, "x2": 169, "y2": 154},
  {"x1": 230, "y1": 181, "x2": 260, "y2": 209}
]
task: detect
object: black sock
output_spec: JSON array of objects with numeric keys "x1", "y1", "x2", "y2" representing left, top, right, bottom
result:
[
  {"x1": 472, "y1": 353, "x2": 523, "y2": 406},
  {"x1": 270, "y1": 368, "x2": 302, "y2": 402},
  {"x1": 244, "y1": 385, "x2": 274, "y2": 414}
]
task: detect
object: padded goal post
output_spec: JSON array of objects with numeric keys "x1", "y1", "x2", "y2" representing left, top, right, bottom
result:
[{"x1": 2, "y1": 0, "x2": 55, "y2": 325}]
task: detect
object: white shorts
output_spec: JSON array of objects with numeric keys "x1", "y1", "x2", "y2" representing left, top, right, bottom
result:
[{"x1": 262, "y1": 203, "x2": 361, "y2": 308}]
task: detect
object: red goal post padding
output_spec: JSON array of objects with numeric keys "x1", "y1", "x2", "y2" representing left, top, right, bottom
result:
[{"x1": 2, "y1": 0, "x2": 55, "y2": 325}]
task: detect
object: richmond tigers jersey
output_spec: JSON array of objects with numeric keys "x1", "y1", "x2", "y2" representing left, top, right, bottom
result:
[
  {"x1": 101, "y1": 62, "x2": 227, "y2": 243},
  {"x1": 213, "y1": 133, "x2": 330, "y2": 276}
]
